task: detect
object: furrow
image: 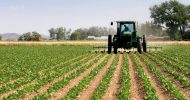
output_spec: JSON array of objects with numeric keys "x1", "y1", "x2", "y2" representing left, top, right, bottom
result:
[
  {"x1": 77, "y1": 54, "x2": 116, "y2": 100},
  {"x1": 48, "y1": 54, "x2": 109, "y2": 100}
]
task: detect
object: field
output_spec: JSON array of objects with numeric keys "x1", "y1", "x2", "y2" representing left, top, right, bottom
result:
[
  {"x1": 1, "y1": 41, "x2": 190, "y2": 46},
  {"x1": 0, "y1": 45, "x2": 190, "y2": 100}
]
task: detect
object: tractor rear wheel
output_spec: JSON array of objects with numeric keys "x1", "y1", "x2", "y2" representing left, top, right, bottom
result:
[
  {"x1": 113, "y1": 37, "x2": 118, "y2": 54},
  {"x1": 137, "y1": 38, "x2": 142, "y2": 54},
  {"x1": 142, "y1": 35, "x2": 147, "y2": 52},
  {"x1": 108, "y1": 35, "x2": 112, "y2": 54}
]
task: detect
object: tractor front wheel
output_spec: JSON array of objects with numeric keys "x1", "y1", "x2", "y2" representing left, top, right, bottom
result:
[
  {"x1": 137, "y1": 38, "x2": 142, "y2": 54},
  {"x1": 108, "y1": 35, "x2": 112, "y2": 54},
  {"x1": 113, "y1": 37, "x2": 118, "y2": 54}
]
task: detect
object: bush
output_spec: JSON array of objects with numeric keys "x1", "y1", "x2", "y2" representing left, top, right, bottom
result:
[{"x1": 18, "y1": 32, "x2": 41, "y2": 41}]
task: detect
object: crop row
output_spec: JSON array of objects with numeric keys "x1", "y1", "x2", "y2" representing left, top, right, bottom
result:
[
  {"x1": 2, "y1": 52, "x2": 97, "y2": 99},
  {"x1": 149, "y1": 53, "x2": 190, "y2": 76},
  {"x1": 33, "y1": 53, "x2": 106, "y2": 99},
  {"x1": 119, "y1": 53, "x2": 130, "y2": 100},
  {"x1": 137, "y1": 53, "x2": 186, "y2": 100},
  {"x1": 145, "y1": 53, "x2": 190, "y2": 88},
  {"x1": 91, "y1": 54, "x2": 119, "y2": 100},
  {"x1": 130, "y1": 53, "x2": 158, "y2": 100},
  {"x1": 62, "y1": 54, "x2": 113, "y2": 99},
  {"x1": 154, "y1": 52, "x2": 190, "y2": 68},
  {"x1": 0, "y1": 46, "x2": 90, "y2": 84},
  {"x1": 158, "y1": 46, "x2": 190, "y2": 64}
]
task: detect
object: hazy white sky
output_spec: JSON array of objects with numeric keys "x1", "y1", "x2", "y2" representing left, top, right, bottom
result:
[{"x1": 0, "y1": 0, "x2": 190, "y2": 35}]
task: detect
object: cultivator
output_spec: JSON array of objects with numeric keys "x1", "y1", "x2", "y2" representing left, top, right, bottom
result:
[{"x1": 92, "y1": 46, "x2": 162, "y2": 54}]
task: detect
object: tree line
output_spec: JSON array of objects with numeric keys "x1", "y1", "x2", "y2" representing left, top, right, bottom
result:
[{"x1": 49, "y1": 26, "x2": 116, "y2": 40}]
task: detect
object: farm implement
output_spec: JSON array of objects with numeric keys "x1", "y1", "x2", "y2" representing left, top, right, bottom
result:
[
  {"x1": 92, "y1": 45, "x2": 162, "y2": 53},
  {"x1": 92, "y1": 21, "x2": 162, "y2": 54}
]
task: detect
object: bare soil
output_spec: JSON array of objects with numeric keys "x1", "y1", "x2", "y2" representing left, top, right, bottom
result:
[
  {"x1": 77, "y1": 54, "x2": 116, "y2": 100},
  {"x1": 48, "y1": 54, "x2": 109, "y2": 100},
  {"x1": 101, "y1": 54, "x2": 123, "y2": 100}
]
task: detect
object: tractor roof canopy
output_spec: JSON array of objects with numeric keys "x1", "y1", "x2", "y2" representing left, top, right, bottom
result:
[{"x1": 116, "y1": 21, "x2": 135, "y2": 24}]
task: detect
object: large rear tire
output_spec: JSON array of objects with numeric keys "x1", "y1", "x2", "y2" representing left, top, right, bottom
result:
[
  {"x1": 108, "y1": 35, "x2": 112, "y2": 54},
  {"x1": 142, "y1": 35, "x2": 147, "y2": 52},
  {"x1": 113, "y1": 37, "x2": 118, "y2": 54},
  {"x1": 137, "y1": 38, "x2": 142, "y2": 54}
]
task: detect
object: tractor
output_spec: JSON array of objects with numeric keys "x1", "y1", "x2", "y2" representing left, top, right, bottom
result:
[{"x1": 108, "y1": 21, "x2": 147, "y2": 54}]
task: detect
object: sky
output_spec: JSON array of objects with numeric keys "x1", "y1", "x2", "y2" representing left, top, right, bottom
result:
[{"x1": 0, "y1": 0, "x2": 190, "y2": 35}]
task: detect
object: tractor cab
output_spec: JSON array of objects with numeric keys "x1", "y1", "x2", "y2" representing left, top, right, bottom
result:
[
  {"x1": 115, "y1": 21, "x2": 137, "y2": 43},
  {"x1": 108, "y1": 21, "x2": 147, "y2": 54}
]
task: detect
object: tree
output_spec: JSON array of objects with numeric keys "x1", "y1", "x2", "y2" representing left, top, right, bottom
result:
[
  {"x1": 23, "y1": 32, "x2": 32, "y2": 41},
  {"x1": 150, "y1": 0, "x2": 190, "y2": 40},
  {"x1": 65, "y1": 28, "x2": 71, "y2": 40},
  {"x1": 0, "y1": 36, "x2": 2, "y2": 40},
  {"x1": 70, "y1": 32, "x2": 80, "y2": 40},
  {"x1": 32, "y1": 31, "x2": 41, "y2": 41},
  {"x1": 87, "y1": 26, "x2": 115, "y2": 37},
  {"x1": 57, "y1": 27, "x2": 65, "y2": 40},
  {"x1": 49, "y1": 27, "x2": 70, "y2": 40},
  {"x1": 74, "y1": 28, "x2": 88, "y2": 40},
  {"x1": 49, "y1": 28, "x2": 57, "y2": 40},
  {"x1": 68, "y1": 26, "x2": 115, "y2": 40},
  {"x1": 18, "y1": 32, "x2": 41, "y2": 41}
]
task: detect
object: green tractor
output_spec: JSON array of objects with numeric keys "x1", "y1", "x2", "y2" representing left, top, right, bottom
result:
[{"x1": 108, "y1": 21, "x2": 147, "y2": 54}]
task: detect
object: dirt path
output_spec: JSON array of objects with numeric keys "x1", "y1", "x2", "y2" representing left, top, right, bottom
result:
[
  {"x1": 48, "y1": 54, "x2": 109, "y2": 100},
  {"x1": 145, "y1": 54, "x2": 190, "y2": 99},
  {"x1": 127, "y1": 54, "x2": 144, "y2": 100},
  {"x1": 0, "y1": 80, "x2": 36, "y2": 99},
  {"x1": 135, "y1": 54, "x2": 172, "y2": 100},
  {"x1": 77, "y1": 54, "x2": 116, "y2": 100},
  {"x1": 101, "y1": 54, "x2": 123, "y2": 100},
  {"x1": 22, "y1": 54, "x2": 101, "y2": 100}
]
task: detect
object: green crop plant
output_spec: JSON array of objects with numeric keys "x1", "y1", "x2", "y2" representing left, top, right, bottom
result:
[
  {"x1": 91, "y1": 54, "x2": 119, "y2": 100},
  {"x1": 119, "y1": 53, "x2": 130, "y2": 100},
  {"x1": 130, "y1": 53, "x2": 158, "y2": 100},
  {"x1": 137, "y1": 53, "x2": 186, "y2": 100},
  {"x1": 62, "y1": 54, "x2": 113, "y2": 100}
]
